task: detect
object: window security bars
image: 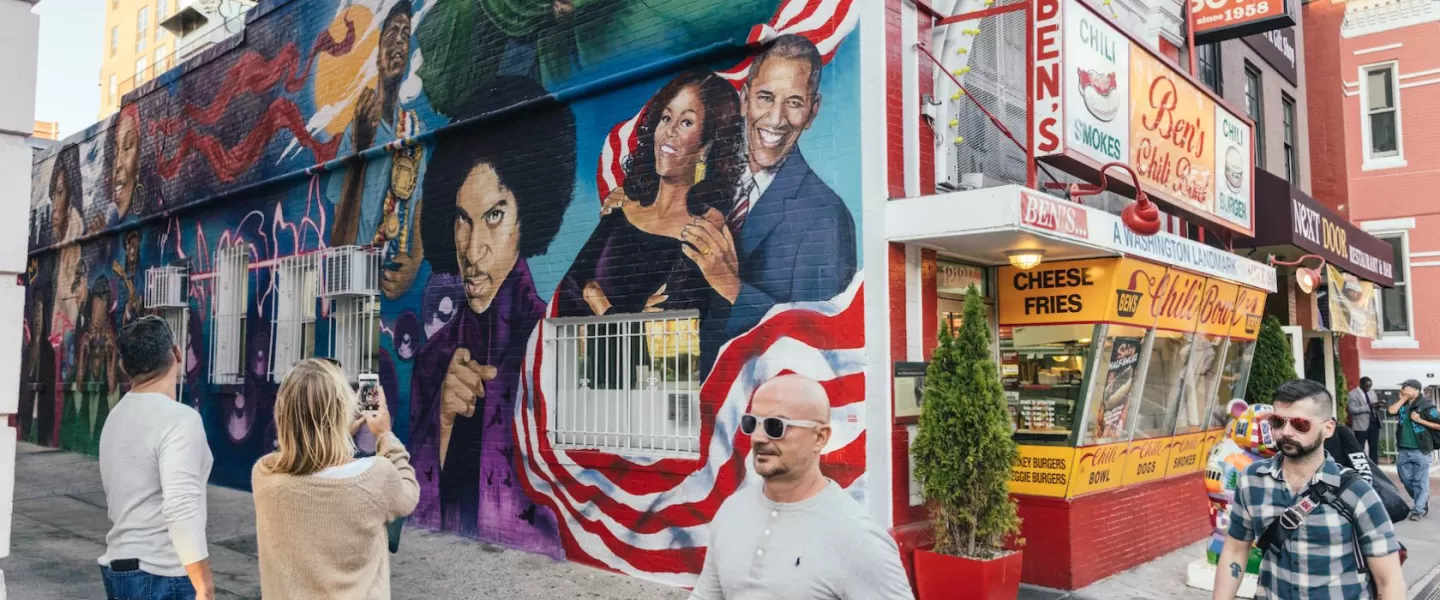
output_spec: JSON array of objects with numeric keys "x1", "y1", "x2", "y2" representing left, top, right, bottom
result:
[
  {"x1": 210, "y1": 244, "x2": 248, "y2": 385},
  {"x1": 270, "y1": 252, "x2": 319, "y2": 382},
  {"x1": 548, "y1": 313, "x2": 703, "y2": 457}
]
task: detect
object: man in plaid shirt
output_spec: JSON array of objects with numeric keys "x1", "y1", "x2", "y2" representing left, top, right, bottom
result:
[{"x1": 1213, "y1": 380, "x2": 1405, "y2": 599}]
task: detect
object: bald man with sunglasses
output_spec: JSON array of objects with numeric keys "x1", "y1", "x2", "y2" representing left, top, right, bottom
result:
[{"x1": 688, "y1": 374, "x2": 913, "y2": 600}]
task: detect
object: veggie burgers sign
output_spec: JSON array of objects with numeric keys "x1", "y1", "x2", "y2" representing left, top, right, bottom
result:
[{"x1": 1030, "y1": 0, "x2": 1256, "y2": 237}]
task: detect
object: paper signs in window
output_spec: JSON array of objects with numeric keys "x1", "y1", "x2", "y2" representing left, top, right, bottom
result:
[{"x1": 894, "y1": 361, "x2": 928, "y2": 419}]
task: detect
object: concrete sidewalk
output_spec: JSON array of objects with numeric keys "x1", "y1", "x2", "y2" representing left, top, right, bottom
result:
[
  {"x1": 0, "y1": 443, "x2": 688, "y2": 600},
  {"x1": 1020, "y1": 468, "x2": 1440, "y2": 600}
]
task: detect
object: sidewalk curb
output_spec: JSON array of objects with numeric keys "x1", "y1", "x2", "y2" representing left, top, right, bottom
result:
[{"x1": 1410, "y1": 560, "x2": 1440, "y2": 600}]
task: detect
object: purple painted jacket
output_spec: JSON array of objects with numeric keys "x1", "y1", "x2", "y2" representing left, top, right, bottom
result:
[{"x1": 408, "y1": 260, "x2": 561, "y2": 556}]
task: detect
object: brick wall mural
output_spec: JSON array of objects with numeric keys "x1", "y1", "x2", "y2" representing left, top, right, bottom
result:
[{"x1": 24, "y1": 0, "x2": 863, "y2": 583}]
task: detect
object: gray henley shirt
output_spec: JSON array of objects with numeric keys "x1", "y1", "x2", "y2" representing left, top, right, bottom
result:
[{"x1": 688, "y1": 480, "x2": 914, "y2": 600}]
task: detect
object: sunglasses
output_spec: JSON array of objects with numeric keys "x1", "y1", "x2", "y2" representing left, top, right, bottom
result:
[
  {"x1": 740, "y1": 414, "x2": 825, "y2": 440},
  {"x1": 1266, "y1": 414, "x2": 1330, "y2": 434}
]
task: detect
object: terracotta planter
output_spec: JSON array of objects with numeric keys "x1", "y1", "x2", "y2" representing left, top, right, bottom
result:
[{"x1": 914, "y1": 548, "x2": 1024, "y2": 600}]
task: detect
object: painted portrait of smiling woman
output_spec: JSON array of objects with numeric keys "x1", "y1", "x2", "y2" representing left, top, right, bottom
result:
[
  {"x1": 103, "y1": 104, "x2": 143, "y2": 229},
  {"x1": 408, "y1": 77, "x2": 573, "y2": 554},
  {"x1": 555, "y1": 68, "x2": 745, "y2": 377}
]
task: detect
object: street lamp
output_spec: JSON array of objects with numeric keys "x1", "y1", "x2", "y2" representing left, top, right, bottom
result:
[{"x1": 1057, "y1": 162, "x2": 1162, "y2": 236}]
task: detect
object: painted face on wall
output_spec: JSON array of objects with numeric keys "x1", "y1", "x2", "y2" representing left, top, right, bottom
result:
[
  {"x1": 744, "y1": 57, "x2": 820, "y2": 173},
  {"x1": 378, "y1": 12, "x2": 411, "y2": 87},
  {"x1": 113, "y1": 111, "x2": 141, "y2": 218},
  {"x1": 454, "y1": 162, "x2": 521, "y2": 315},
  {"x1": 50, "y1": 175, "x2": 70, "y2": 241},
  {"x1": 125, "y1": 234, "x2": 141, "y2": 271},
  {"x1": 654, "y1": 84, "x2": 707, "y2": 181}
]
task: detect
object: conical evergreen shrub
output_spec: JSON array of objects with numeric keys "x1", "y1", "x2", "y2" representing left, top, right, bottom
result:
[{"x1": 910, "y1": 285, "x2": 1021, "y2": 558}]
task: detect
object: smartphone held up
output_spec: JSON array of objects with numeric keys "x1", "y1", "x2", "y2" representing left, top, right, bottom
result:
[{"x1": 356, "y1": 373, "x2": 381, "y2": 454}]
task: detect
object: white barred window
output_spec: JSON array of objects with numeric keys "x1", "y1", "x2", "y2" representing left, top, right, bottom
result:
[
  {"x1": 547, "y1": 313, "x2": 702, "y2": 456},
  {"x1": 210, "y1": 244, "x2": 248, "y2": 384},
  {"x1": 270, "y1": 253, "x2": 319, "y2": 382},
  {"x1": 319, "y1": 245, "x2": 381, "y2": 383},
  {"x1": 143, "y1": 264, "x2": 191, "y2": 402},
  {"x1": 331, "y1": 295, "x2": 379, "y2": 383}
]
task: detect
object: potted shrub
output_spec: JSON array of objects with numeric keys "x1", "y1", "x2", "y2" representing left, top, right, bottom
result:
[{"x1": 910, "y1": 286, "x2": 1023, "y2": 600}]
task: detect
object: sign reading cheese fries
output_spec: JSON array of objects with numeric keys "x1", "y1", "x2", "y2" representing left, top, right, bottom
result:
[{"x1": 1032, "y1": 0, "x2": 1255, "y2": 237}]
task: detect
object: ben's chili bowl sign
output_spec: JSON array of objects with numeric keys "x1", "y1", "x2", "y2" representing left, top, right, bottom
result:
[{"x1": 1030, "y1": 0, "x2": 1255, "y2": 237}]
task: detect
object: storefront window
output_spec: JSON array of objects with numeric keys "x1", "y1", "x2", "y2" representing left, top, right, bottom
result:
[
  {"x1": 1082, "y1": 325, "x2": 1148, "y2": 445},
  {"x1": 1208, "y1": 339, "x2": 1256, "y2": 429},
  {"x1": 1132, "y1": 330, "x2": 1194, "y2": 439},
  {"x1": 1174, "y1": 334, "x2": 1226, "y2": 435},
  {"x1": 1002, "y1": 324, "x2": 1099, "y2": 445}
]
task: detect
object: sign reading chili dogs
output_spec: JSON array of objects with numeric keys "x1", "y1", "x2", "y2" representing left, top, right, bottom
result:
[{"x1": 1030, "y1": 0, "x2": 1255, "y2": 237}]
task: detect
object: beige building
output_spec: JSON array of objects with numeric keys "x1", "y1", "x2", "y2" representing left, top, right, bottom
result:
[{"x1": 99, "y1": 0, "x2": 175, "y2": 118}]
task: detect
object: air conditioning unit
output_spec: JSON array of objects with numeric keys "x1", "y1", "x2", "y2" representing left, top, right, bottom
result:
[
  {"x1": 319, "y1": 245, "x2": 380, "y2": 298},
  {"x1": 144, "y1": 266, "x2": 189, "y2": 308}
]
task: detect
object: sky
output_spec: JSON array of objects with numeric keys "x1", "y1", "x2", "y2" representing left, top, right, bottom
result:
[{"x1": 32, "y1": 0, "x2": 104, "y2": 139}]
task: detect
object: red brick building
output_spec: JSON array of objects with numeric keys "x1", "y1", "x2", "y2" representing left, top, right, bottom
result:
[{"x1": 1308, "y1": 0, "x2": 1440, "y2": 401}]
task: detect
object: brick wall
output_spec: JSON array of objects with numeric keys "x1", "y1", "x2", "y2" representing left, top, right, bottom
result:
[{"x1": 1017, "y1": 473, "x2": 1212, "y2": 589}]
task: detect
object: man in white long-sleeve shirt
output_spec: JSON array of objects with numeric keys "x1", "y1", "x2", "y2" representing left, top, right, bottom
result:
[{"x1": 98, "y1": 315, "x2": 215, "y2": 600}]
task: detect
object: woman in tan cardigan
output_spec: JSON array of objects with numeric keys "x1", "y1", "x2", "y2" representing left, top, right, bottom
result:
[{"x1": 252, "y1": 358, "x2": 419, "y2": 600}]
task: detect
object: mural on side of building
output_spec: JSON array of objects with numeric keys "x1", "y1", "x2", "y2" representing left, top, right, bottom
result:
[{"x1": 24, "y1": 0, "x2": 863, "y2": 583}]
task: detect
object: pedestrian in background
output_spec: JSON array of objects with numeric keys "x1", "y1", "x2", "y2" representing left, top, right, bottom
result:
[
  {"x1": 688, "y1": 374, "x2": 914, "y2": 600},
  {"x1": 1347, "y1": 376, "x2": 1382, "y2": 464},
  {"x1": 1213, "y1": 379, "x2": 1403, "y2": 600},
  {"x1": 1388, "y1": 378, "x2": 1440, "y2": 520},
  {"x1": 98, "y1": 315, "x2": 215, "y2": 600},
  {"x1": 252, "y1": 358, "x2": 419, "y2": 599}
]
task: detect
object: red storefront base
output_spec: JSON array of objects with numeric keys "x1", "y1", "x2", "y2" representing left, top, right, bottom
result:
[
  {"x1": 894, "y1": 472, "x2": 1213, "y2": 593},
  {"x1": 1016, "y1": 473, "x2": 1212, "y2": 589}
]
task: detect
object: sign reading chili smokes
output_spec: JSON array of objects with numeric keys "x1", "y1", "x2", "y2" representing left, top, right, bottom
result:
[{"x1": 1030, "y1": 0, "x2": 1255, "y2": 237}]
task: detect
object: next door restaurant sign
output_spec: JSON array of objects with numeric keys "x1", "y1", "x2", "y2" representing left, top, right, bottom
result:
[
  {"x1": 1251, "y1": 171, "x2": 1395, "y2": 287},
  {"x1": 1032, "y1": 0, "x2": 1256, "y2": 237}
]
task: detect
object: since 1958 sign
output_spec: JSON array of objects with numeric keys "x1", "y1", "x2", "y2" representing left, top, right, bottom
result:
[{"x1": 1030, "y1": 0, "x2": 1256, "y2": 238}]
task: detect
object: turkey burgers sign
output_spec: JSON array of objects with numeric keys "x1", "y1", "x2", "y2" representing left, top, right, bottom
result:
[{"x1": 1031, "y1": 0, "x2": 1255, "y2": 237}]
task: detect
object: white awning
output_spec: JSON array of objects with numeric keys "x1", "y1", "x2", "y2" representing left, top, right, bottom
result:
[{"x1": 886, "y1": 185, "x2": 1278, "y2": 292}]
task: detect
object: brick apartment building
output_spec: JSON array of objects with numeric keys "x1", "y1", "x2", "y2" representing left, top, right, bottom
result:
[{"x1": 1307, "y1": 0, "x2": 1440, "y2": 402}]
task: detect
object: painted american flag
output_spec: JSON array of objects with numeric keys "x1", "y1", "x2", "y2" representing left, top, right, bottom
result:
[{"x1": 516, "y1": 274, "x2": 867, "y2": 586}]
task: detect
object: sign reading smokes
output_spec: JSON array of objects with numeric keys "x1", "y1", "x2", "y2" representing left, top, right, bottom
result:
[{"x1": 1030, "y1": 0, "x2": 1255, "y2": 237}]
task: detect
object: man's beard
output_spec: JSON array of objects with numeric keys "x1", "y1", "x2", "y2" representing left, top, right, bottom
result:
[{"x1": 1279, "y1": 436, "x2": 1322, "y2": 459}]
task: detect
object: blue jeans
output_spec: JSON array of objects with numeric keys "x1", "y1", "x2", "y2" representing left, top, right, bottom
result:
[
  {"x1": 99, "y1": 566, "x2": 195, "y2": 600},
  {"x1": 1397, "y1": 449, "x2": 1432, "y2": 516}
]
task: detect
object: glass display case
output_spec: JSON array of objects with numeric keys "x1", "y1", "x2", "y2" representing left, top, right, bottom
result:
[
  {"x1": 1001, "y1": 324, "x2": 1099, "y2": 445},
  {"x1": 1208, "y1": 337, "x2": 1257, "y2": 429},
  {"x1": 1082, "y1": 325, "x2": 1149, "y2": 446},
  {"x1": 1173, "y1": 333, "x2": 1226, "y2": 436},
  {"x1": 1132, "y1": 329, "x2": 1193, "y2": 439}
]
